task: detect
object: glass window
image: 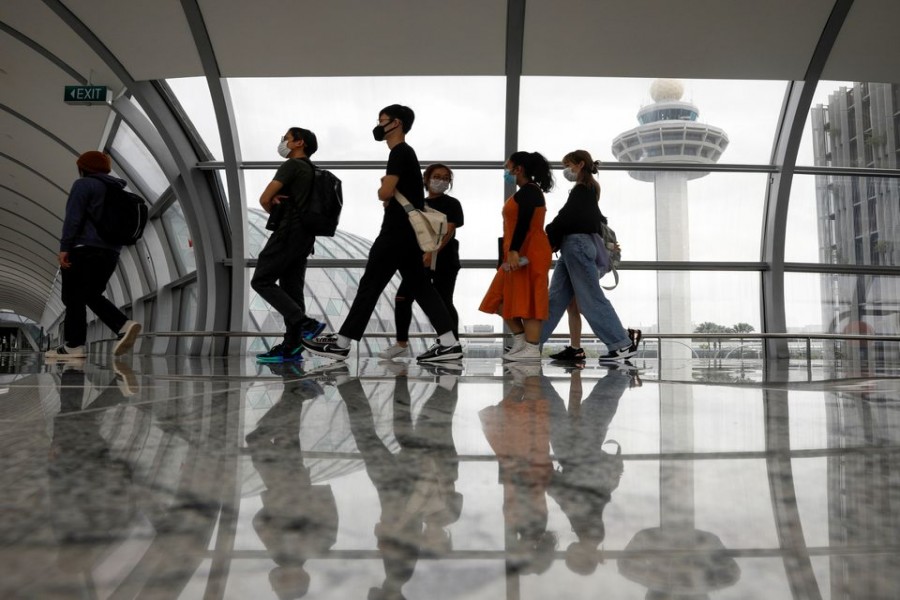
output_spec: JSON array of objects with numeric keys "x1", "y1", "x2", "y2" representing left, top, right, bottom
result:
[
  {"x1": 111, "y1": 122, "x2": 170, "y2": 199},
  {"x1": 229, "y1": 77, "x2": 505, "y2": 161},
  {"x1": 176, "y1": 282, "x2": 197, "y2": 354},
  {"x1": 786, "y1": 175, "x2": 900, "y2": 266},
  {"x1": 519, "y1": 77, "x2": 786, "y2": 165},
  {"x1": 166, "y1": 77, "x2": 224, "y2": 160},
  {"x1": 161, "y1": 200, "x2": 196, "y2": 275}
]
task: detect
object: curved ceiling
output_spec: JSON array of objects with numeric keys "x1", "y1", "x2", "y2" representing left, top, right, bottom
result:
[{"x1": 2, "y1": 0, "x2": 899, "y2": 322}]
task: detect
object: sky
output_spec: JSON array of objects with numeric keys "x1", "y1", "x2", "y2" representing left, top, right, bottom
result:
[{"x1": 165, "y1": 75, "x2": 856, "y2": 334}]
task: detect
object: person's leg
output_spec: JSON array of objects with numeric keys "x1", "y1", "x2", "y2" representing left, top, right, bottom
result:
[
  {"x1": 395, "y1": 249, "x2": 454, "y2": 340},
  {"x1": 279, "y1": 233, "x2": 319, "y2": 330},
  {"x1": 338, "y1": 236, "x2": 401, "y2": 341},
  {"x1": 565, "y1": 235, "x2": 630, "y2": 352},
  {"x1": 567, "y1": 300, "x2": 582, "y2": 348},
  {"x1": 523, "y1": 319, "x2": 543, "y2": 344},
  {"x1": 540, "y1": 259, "x2": 575, "y2": 345},
  {"x1": 82, "y1": 248, "x2": 128, "y2": 334},
  {"x1": 60, "y1": 248, "x2": 91, "y2": 348},
  {"x1": 251, "y1": 230, "x2": 307, "y2": 327},
  {"x1": 393, "y1": 278, "x2": 414, "y2": 345},
  {"x1": 431, "y1": 265, "x2": 460, "y2": 340}
]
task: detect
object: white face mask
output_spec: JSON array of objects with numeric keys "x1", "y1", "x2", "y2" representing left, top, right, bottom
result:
[
  {"x1": 429, "y1": 179, "x2": 450, "y2": 194},
  {"x1": 277, "y1": 139, "x2": 291, "y2": 158},
  {"x1": 563, "y1": 167, "x2": 578, "y2": 182}
]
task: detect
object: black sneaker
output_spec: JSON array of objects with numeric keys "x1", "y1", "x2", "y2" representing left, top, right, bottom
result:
[
  {"x1": 416, "y1": 342, "x2": 463, "y2": 362},
  {"x1": 598, "y1": 346, "x2": 637, "y2": 363},
  {"x1": 256, "y1": 342, "x2": 286, "y2": 363},
  {"x1": 301, "y1": 334, "x2": 350, "y2": 361},
  {"x1": 628, "y1": 328, "x2": 643, "y2": 352},
  {"x1": 281, "y1": 343, "x2": 304, "y2": 362},
  {"x1": 549, "y1": 345, "x2": 585, "y2": 361}
]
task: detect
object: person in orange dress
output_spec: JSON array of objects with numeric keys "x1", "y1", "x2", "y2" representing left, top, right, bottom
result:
[{"x1": 479, "y1": 151, "x2": 553, "y2": 361}]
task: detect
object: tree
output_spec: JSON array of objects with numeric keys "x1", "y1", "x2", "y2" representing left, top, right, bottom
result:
[{"x1": 731, "y1": 323, "x2": 754, "y2": 333}]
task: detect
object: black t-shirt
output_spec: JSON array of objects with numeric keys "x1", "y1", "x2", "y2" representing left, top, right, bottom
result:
[
  {"x1": 510, "y1": 184, "x2": 545, "y2": 252},
  {"x1": 382, "y1": 142, "x2": 424, "y2": 234},
  {"x1": 426, "y1": 193, "x2": 464, "y2": 256},
  {"x1": 273, "y1": 157, "x2": 314, "y2": 232}
]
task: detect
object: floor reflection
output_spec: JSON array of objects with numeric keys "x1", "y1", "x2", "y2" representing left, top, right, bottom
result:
[{"x1": 0, "y1": 354, "x2": 899, "y2": 599}]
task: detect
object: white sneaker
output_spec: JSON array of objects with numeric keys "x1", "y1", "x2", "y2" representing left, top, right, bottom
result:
[
  {"x1": 114, "y1": 321, "x2": 142, "y2": 356},
  {"x1": 377, "y1": 343, "x2": 410, "y2": 359},
  {"x1": 503, "y1": 342, "x2": 542, "y2": 362},
  {"x1": 45, "y1": 345, "x2": 86, "y2": 359}
]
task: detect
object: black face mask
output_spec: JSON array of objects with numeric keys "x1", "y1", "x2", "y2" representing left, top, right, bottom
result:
[{"x1": 372, "y1": 120, "x2": 398, "y2": 142}]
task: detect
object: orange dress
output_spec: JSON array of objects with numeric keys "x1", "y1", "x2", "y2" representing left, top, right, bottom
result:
[{"x1": 479, "y1": 186, "x2": 552, "y2": 320}]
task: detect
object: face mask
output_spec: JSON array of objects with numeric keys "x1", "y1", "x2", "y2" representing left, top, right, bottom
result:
[
  {"x1": 429, "y1": 179, "x2": 450, "y2": 194},
  {"x1": 503, "y1": 169, "x2": 516, "y2": 185},
  {"x1": 372, "y1": 120, "x2": 397, "y2": 142},
  {"x1": 277, "y1": 139, "x2": 291, "y2": 158},
  {"x1": 563, "y1": 167, "x2": 578, "y2": 182}
]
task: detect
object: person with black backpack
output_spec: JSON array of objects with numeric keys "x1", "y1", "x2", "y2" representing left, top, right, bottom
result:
[
  {"x1": 46, "y1": 151, "x2": 142, "y2": 359},
  {"x1": 252, "y1": 127, "x2": 328, "y2": 363}
]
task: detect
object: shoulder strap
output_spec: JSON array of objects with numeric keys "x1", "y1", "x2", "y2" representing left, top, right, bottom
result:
[{"x1": 394, "y1": 191, "x2": 417, "y2": 214}]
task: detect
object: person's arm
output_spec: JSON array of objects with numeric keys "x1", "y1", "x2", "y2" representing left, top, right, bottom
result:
[
  {"x1": 378, "y1": 175, "x2": 399, "y2": 203},
  {"x1": 59, "y1": 179, "x2": 94, "y2": 267},
  {"x1": 259, "y1": 179, "x2": 285, "y2": 214}
]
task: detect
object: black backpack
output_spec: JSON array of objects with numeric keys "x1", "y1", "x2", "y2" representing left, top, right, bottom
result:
[
  {"x1": 87, "y1": 175, "x2": 149, "y2": 246},
  {"x1": 299, "y1": 167, "x2": 343, "y2": 236}
]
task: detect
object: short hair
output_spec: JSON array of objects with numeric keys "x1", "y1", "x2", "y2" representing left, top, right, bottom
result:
[
  {"x1": 379, "y1": 104, "x2": 415, "y2": 133},
  {"x1": 287, "y1": 127, "x2": 318, "y2": 157}
]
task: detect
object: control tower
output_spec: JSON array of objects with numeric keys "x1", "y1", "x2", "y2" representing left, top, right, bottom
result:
[{"x1": 612, "y1": 79, "x2": 728, "y2": 341}]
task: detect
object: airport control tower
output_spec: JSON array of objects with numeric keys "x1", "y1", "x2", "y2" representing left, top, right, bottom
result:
[{"x1": 612, "y1": 79, "x2": 728, "y2": 341}]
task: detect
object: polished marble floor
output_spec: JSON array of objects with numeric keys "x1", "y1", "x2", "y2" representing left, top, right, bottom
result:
[{"x1": 1, "y1": 352, "x2": 899, "y2": 599}]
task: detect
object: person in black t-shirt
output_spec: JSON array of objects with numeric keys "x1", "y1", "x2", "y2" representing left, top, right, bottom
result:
[
  {"x1": 252, "y1": 127, "x2": 327, "y2": 363},
  {"x1": 302, "y1": 105, "x2": 463, "y2": 363},
  {"x1": 379, "y1": 163, "x2": 464, "y2": 359}
]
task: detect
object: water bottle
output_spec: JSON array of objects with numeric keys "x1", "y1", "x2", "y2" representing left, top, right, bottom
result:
[{"x1": 502, "y1": 256, "x2": 529, "y2": 272}]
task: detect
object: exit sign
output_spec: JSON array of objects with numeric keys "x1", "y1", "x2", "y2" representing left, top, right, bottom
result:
[{"x1": 64, "y1": 85, "x2": 110, "y2": 105}]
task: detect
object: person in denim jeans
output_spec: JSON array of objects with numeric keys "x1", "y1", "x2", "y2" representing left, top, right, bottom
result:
[{"x1": 541, "y1": 150, "x2": 641, "y2": 362}]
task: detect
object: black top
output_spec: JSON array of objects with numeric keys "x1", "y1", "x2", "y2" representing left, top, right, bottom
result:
[
  {"x1": 273, "y1": 157, "x2": 314, "y2": 232},
  {"x1": 382, "y1": 142, "x2": 424, "y2": 235},
  {"x1": 545, "y1": 183, "x2": 605, "y2": 250},
  {"x1": 509, "y1": 184, "x2": 545, "y2": 253},
  {"x1": 426, "y1": 193, "x2": 464, "y2": 256}
]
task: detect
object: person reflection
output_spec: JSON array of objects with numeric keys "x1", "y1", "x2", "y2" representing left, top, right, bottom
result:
[
  {"x1": 546, "y1": 365, "x2": 634, "y2": 575},
  {"x1": 246, "y1": 363, "x2": 338, "y2": 600},
  {"x1": 334, "y1": 365, "x2": 462, "y2": 600},
  {"x1": 48, "y1": 360, "x2": 137, "y2": 577},
  {"x1": 480, "y1": 363, "x2": 558, "y2": 575}
]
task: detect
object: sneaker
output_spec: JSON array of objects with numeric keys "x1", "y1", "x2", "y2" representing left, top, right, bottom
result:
[
  {"x1": 418, "y1": 362, "x2": 463, "y2": 376},
  {"x1": 416, "y1": 342, "x2": 463, "y2": 362},
  {"x1": 45, "y1": 345, "x2": 86, "y2": 359},
  {"x1": 598, "y1": 346, "x2": 636, "y2": 363},
  {"x1": 301, "y1": 319, "x2": 327, "y2": 340},
  {"x1": 505, "y1": 363, "x2": 542, "y2": 385},
  {"x1": 113, "y1": 360, "x2": 139, "y2": 396},
  {"x1": 114, "y1": 321, "x2": 142, "y2": 356},
  {"x1": 503, "y1": 342, "x2": 542, "y2": 362},
  {"x1": 377, "y1": 359, "x2": 408, "y2": 377},
  {"x1": 301, "y1": 334, "x2": 350, "y2": 361},
  {"x1": 265, "y1": 362, "x2": 305, "y2": 378},
  {"x1": 377, "y1": 343, "x2": 410, "y2": 359},
  {"x1": 628, "y1": 328, "x2": 643, "y2": 352},
  {"x1": 549, "y1": 345, "x2": 585, "y2": 361},
  {"x1": 256, "y1": 342, "x2": 286, "y2": 362},
  {"x1": 504, "y1": 335, "x2": 526, "y2": 355}
]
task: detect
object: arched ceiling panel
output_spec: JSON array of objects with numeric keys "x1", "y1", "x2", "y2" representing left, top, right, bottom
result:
[
  {"x1": 522, "y1": 0, "x2": 834, "y2": 79},
  {"x1": 822, "y1": 0, "x2": 900, "y2": 82},
  {"x1": 0, "y1": 157, "x2": 68, "y2": 227},
  {"x1": 56, "y1": 0, "x2": 203, "y2": 80},
  {"x1": 197, "y1": 0, "x2": 508, "y2": 76}
]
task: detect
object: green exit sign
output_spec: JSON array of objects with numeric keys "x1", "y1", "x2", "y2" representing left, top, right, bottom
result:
[{"x1": 64, "y1": 85, "x2": 110, "y2": 105}]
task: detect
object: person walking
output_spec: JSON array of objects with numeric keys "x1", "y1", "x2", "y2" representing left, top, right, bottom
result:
[
  {"x1": 541, "y1": 150, "x2": 641, "y2": 362},
  {"x1": 252, "y1": 126, "x2": 327, "y2": 363},
  {"x1": 302, "y1": 105, "x2": 462, "y2": 363},
  {"x1": 479, "y1": 151, "x2": 554, "y2": 361},
  {"x1": 379, "y1": 163, "x2": 464, "y2": 359},
  {"x1": 46, "y1": 151, "x2": 141, "y2": 358}
]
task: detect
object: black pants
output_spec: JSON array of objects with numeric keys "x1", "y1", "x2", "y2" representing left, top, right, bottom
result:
[
  {"x1": 61, "y1": 246, "x2": 127, "y2": 347},
  {"x1": 339, "y1": 233, "x2": 453, "y2": 341},
  {"x1": 395, "y1": 261, "x2": 460, "y2": 342},
  {"x1": 251, "y1": 227, "x2": 317, "y2": 329}
]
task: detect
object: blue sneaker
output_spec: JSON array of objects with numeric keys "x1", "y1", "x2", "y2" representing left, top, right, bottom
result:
[
  {"x1": 281, "y1": 343, "x2": 304, "y2": 362},
  {"x1": 301, "y1": 319, "x2": 326, "y2": 340},
  {"x1": 256, "y1": 343, "x2": 286, "y2": 363}
]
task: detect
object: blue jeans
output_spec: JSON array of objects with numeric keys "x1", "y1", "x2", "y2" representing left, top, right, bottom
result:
[{"x1": 540, "y1": 234, "x2": 631, "y2": 352}]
